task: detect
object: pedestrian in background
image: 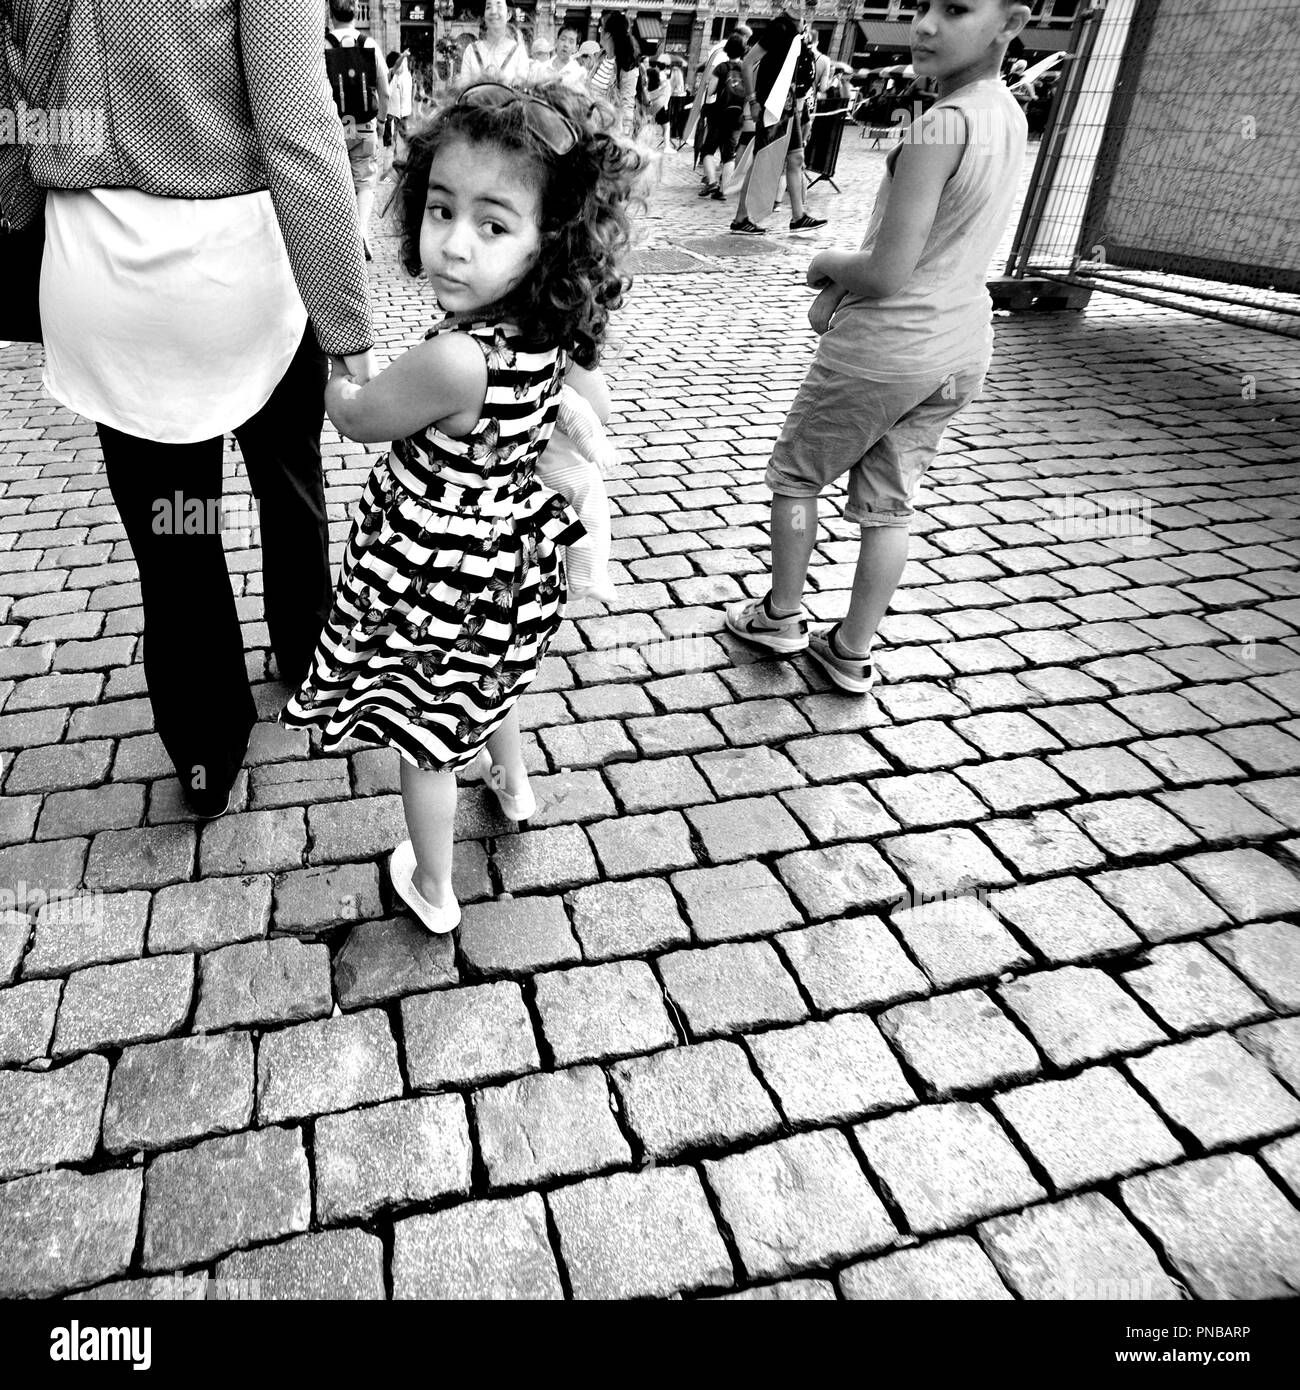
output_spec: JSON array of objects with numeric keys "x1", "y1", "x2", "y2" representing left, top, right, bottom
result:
[
  {"x1": 387, "y1": 49, "x2": 414, "y2": 164},
  {"x1": 458, "y1": 0, "x2": 530, "y2": 87},
  {"x1": 588, "y1": 11, "x2": 639, "y2": 135},
  {"x1": 326, "y1": 0, "x2": 390, "y2": 259},
  {"x1": 7, "y1": 0, "x2": 375, "y2": 817}
]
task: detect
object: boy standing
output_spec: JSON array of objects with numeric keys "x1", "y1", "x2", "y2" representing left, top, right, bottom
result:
[{"x1": 727, "y1": 0, "x2": 1030, "y2": 691}]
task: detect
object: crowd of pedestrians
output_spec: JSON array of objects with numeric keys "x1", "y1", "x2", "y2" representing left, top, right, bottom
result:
[{"x1": 2, "y1": 0, "x2": 1034, "y2": 932}]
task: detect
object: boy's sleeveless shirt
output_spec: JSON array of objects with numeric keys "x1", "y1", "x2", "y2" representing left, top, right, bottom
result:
[{"x1": 816, "y1": 78, "x2": 1027, "y2": 382}]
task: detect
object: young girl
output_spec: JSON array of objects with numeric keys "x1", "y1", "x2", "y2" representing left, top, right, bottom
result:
[{"x1": 283, "y1": 81, "x2": 643, "y2": 933}]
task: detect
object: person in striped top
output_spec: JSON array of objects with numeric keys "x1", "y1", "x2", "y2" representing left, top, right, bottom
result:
[{"x1": 283, "y1": 82, "x2": 644, "y2": 934}]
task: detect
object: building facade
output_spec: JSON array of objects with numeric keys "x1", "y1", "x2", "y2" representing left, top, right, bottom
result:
[{"x1": 358, "y1": 1, "x2": 1076, "y2": 76}]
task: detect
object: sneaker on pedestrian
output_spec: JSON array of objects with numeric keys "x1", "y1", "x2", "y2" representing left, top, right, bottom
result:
[
  {"x1": 789, "y1": 213, "x2": 828, "y2": 232},
  {"x1": 729, "y1": 218, "x2": 767, "y2": 235},
  {"x1": 697, "y1": 182, "x2": 720, "y2": 197},
  {"x1": 807, "y1": 623, "x2": 876, "y2": 694},
  {"x1": 725, "y1": 593, "x2": 809, "y2": 653},
  {"x1": 710, "y1": 187, "x2": 726, "y2": 200}
]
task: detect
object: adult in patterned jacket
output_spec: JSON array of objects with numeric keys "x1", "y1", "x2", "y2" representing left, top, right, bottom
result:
[{"x1": 0, "y1": 0, "x2": 376, "y2": 818}]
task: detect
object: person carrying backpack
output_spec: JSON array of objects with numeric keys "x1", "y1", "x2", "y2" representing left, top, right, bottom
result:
[
  {"x1": 730, "y1": 0, "x2": 828, "y2": 235},
  {"x1": 699, "y1": 35, "x2": 748, "y2": 200},
  {"x1": 326, "y1": 0, "x2": 389, "y2": 260}
]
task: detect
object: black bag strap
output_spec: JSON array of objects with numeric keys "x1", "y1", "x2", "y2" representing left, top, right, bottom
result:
[{"x1": 325, "y1": 29, "x2": 340, "y2": 47}]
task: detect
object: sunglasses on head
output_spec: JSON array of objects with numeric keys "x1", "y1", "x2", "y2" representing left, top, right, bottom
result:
[{"x1": 456, "y1": 82, "x2": 580, "y2": 155}]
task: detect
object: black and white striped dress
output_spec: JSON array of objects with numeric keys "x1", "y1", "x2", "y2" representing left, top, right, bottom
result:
[{"x1": 282, "y1": 313, "x2": 585, "y2": 772}]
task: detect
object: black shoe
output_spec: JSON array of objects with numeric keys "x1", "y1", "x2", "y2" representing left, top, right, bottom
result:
[
  {"x1": 710, "y1": 188, "x2": 726, "y2": 201},
  {"x1": 363, "y1": 239, "x2": 373, "y2": 261},
  {"x1": 182, "y1": 778, "x2": 236, "y2": 820},
  {"x1": 697, "y1": 182, "x2": 720, "y2": 197},
  {"x1": 730, "y1": 219, "x2": 767, "y2": 235},
  {"x1": 789, "y1": 214, "x2": 828, "y2": 232}
]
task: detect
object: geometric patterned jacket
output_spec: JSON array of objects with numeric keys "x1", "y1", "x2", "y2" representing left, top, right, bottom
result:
[{"x1": 1, "y1": 0, "x2": 373, "y2": 356}]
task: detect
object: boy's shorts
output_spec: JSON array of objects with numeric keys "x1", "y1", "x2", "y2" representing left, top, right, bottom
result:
[{"x1": 766, "y1": 360, "x2": 985, "y2": 527}]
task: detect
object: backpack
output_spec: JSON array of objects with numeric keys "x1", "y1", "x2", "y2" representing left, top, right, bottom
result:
[
  {"x1": 718, "y1": 60, "x2": 746, "y2": 110},
  {"x1": 325, "y1": 31, "x2": 379, "y2": 123},
  {"x1": 792, "y1": 38, "x2": 816, "y2": 99}
]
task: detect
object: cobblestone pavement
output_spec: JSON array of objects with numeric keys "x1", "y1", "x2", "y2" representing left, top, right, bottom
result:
[{"x1": 1, "y1": 132, "x2": 1299, "y2": 1301}]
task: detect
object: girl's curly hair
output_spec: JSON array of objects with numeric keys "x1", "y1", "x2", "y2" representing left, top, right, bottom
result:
[{"x1": 396, "y1": 82, "x2": 647, "y2": 369}]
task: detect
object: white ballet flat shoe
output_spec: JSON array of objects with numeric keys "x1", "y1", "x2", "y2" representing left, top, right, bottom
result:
[
  {"x1": 388, "y1": 840, "x2": 460, "y2": 934},
  {"x1": 474, "y1": 747, "x2": 537, "y2": 821}
]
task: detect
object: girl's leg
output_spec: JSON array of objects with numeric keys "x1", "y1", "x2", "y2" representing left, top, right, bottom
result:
[
  {"x1": 484, "y1": 705, "x2": 530, "y2": 799},
  {"x1": 400, "y1": 762, "x2": 457, "y2": 906},
  {"x1": 768, "y1": 493, "x2": 820, "y2": 616}
]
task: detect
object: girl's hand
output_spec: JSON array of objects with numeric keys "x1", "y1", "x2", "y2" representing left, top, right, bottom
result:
[{"x1": 808, "y1": 284, "x2": 846, "y2": 336}]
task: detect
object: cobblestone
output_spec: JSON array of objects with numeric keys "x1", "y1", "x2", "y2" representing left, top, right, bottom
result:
[
  {"x1": 257, "y1": 1010, "x2": 403, "y2": 1123},
  {"x1": 749, "y1": 1012, "x2": 915, "y2": 1124},
  {"x1": 609, "y1": 1039, "x2": 780, "y2": 1158},
  {"x1": 0, "y1": 1167, "x2": 141, "y2": 1298},
  {"x1": 457, "y1": 895, "x2": 581, "y2": 977},
  {"x1": 1121, "y1": 1155, "x2": 1300, "y2": 1299},
  {"x1": 215, "y1": 1227, "x2": 385, "y2": 1300},
  {"x1": 979, "y1": 1193, "x2": 1182, "y2": 1300},
  {"x1": 273, "y1": 862, "x2": 383, "y2": 934},
  {"x1": 840, "y1": 1237, "x2": 1012, "y2": 1300},
  {"x1": 1208, "y1": 920, "x2": 1300, "y2": 1010},
  {"x1": 402, "y1": 980, "x2": 539, "y2": 1091},
  {"x1": 988, "y1": 877, "x2": 1140, "y2": 963},
  {"x1": 142, "y1": 1125, "x2": 311, "y2": 1270},
  {"x1": 474, "y1": 1065, "x2": 630, "y2": 1189},
  {"x1": 332, "y1": 915, "x2": 458, "y2": 1009},
  {"x1": 659, "y1": 941, "x2": 807, "y2": 1038},
  {"x1": 567, "y1": 877, "x2": 692, "y2": 958},
  {"x1": 1121, "y1": 942, "x2": 1270, "y2": 1033},
  {"x1": 671, "y1": 861, "x2": 802, "y2": 942},
  {"x1": 393, "y1": 1194, "x2": 562, "y2": 1299},
  {"x1": 548, "y1": 1167, "x2": 733, "y2": 1299},
  {"x1": 149, "y1": 875, "x2": 271, "y2": 953},
  {"x1": 0, "y1": 1053, "x2": 108, "y2": 1179},
  {"x1": 103, "y1": 1031, "x2": 254, "y2": 1154},
  {"x1": 23, "y1": 890, "x2": 148, "y2": 977},
  {"x1": 1124, "y1": 1033, "x2": 1300, "y2": 1148},
  {"x1": 195, "y1": 938, "x2": 332, "y2": 1033},
  {"x1": 880, "y1": 991, "x2": 1041, "y2": 1098},
  {"x1": 855, "y1": 1102, "x2": 1044, "y2": 1235},
  {"x1": 705, "y1": 1130, "x2": 898, "y2": 1280},
  {"x1": 780, "y1": 915, "x2": 929, "y2": 1012},
  {"x1": 993, "y1": 1067, "x2": 1182, "y2": 1191},
  {"x1": 891, "y1": 894, "x2": 1032, "y2": 989},
  {"x1": 53, "y1": 953, "x2": 194, "y2": 1056},
  {"x1": 315, "y1": 1094, "x2": 472, "y2": 1223},
  {"x1": 998, "y1": 967, "x2": 1167, "y2": 1067}
]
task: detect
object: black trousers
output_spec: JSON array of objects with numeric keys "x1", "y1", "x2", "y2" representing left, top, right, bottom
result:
[{"x1": 99, "y1": 324, "x2": 330, "y2": 796}]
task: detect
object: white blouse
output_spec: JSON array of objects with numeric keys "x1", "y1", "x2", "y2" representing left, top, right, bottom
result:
[{"x1": 41, "y1": 187, "x2": 307, "y2": 444}]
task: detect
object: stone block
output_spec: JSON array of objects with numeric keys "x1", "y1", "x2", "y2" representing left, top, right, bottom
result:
[
  {"x1": 534, "y1": 959, "x2": 677, "y2": 1066},
  {"x1": 0, "y1": 1053, "x2": 109, "y2": 1180},
  {"x1": 998, "y1": 966, "x2": 1167, "y2": 1067},
  {"x1": 195, "y1": 937, "x2": 332, "y2": 1032},
  {"x1": 53, "y1": 953, "x2": 194, "y2": 1056},
  {"x1": 332, "y1": 915, "x2": 458, "y2": 1009},
  {"x1": 257, "y1": 1009, "x2": 403, "y2": 1123},
  {"x1": 148, "y1": 875, "x2": 272, "y2": 953},
  {"x1": 880, "y1": 990, "x2": 1041, "y2": 1098},
  {"x1": 659, "y1": 941, "x2": 806, "y2": 1038},
  {"x1": 704, "y1": 1130, "x2": 898, "y2": 1280},
  {"x1": 402, "y1": 980, "x2": 539, "y2": 1091},
  {"x1": 314, "y1": 1094, "x2": 472, "y2": 1223},
  {"x1": 780, "y1": 916, "x2": 929, "y2": 1011}
]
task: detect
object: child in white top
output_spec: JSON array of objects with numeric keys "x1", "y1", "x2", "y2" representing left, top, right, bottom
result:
[{"x1": 728, "y1": 0, "x2": 1031, "y2": 694}]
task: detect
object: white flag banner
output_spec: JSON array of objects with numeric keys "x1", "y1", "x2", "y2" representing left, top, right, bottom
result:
[{"x1": 763, "y1": 34, "x2": 800, "y2": 127}]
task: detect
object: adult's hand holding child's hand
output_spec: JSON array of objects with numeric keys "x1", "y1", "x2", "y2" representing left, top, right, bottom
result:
[{"x1": 331, "y1": 350, "x2": 378, "y2": 384}]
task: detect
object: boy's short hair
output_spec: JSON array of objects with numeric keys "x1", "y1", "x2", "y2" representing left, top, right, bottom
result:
[
  {"x1": 724, "y1": 34, "x2": 746, "y2": 60},
  {"x1": 328, "y1": 0, "x2": 356, "y2": 22}
]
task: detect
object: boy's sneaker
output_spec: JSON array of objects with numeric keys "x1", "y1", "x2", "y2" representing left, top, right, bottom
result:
[
  {"x1": 789, "y1": 213, "x2": 828, "y2": 232},
  {"x1": 730, "y1": 218, "x2": 767, "y2": 235},
  {"x1": 697, "y1": 182, "x2": 720, "y2": 197},
  {"x1": 725, "y1": 593, "x2": 809, "y2": 653},
  {"x1": 710, "y1": 187, "x2": 726, "y2": 200},
  {"x1": 807, "y1": 623, "x2": 877, "y2": 694}
]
